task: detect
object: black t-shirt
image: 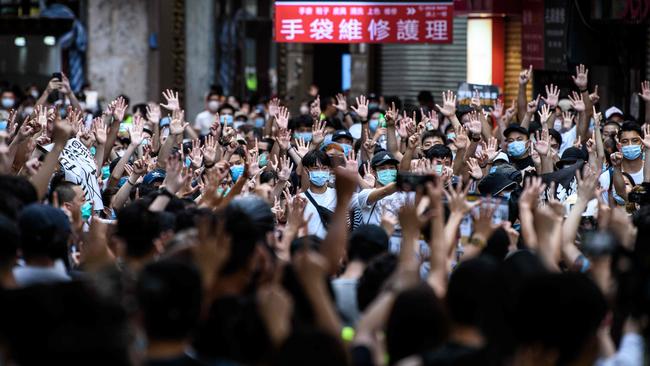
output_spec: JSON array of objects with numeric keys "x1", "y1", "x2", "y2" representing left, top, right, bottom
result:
[{"x1": 511, "y1": 155, "x2": 534, "y2": 172}]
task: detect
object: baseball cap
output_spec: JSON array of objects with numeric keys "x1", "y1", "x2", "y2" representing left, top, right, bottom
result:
[
  {"x1": 332, "y1": 129, "x2": 353, "y2": 143},
  {"x1": 503, "y1": 124, "x2": 530, "y2": 139},
  {"x1": 143, "y1": 169, "x2": 166, "y2": 185},
  {"x1": 605, "y1": 106, "x2": 624, "y2": 120},
  {"x1": 492, "y1": 151, "x2": 509, "y2": 164},
  {"x1": 478, "y1": 171, "x2": 518, "y2": 196},
  {"x1": 371, "y1": 150, "x2": 399, "y2": 168},
  {"x1": 557, "y1": 99, "x2": 572, "y2": 112},
  {"x1": 556, "y1": 147, "x2": 587, "y2": 169},
  {"x1": 349, "y1": 224, "x2": 389, "y2": 253}
]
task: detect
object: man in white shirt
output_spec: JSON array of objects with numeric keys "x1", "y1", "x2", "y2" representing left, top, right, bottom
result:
[
  {"x1": 608, "y1": 122, "x2": 646, "y2": 201},
  {"x1": 357, "y1": 150, "x2": 404, "y2": 226},
  {"x1": 193, "y1": 91, "x2": 221, "y2": 137}
]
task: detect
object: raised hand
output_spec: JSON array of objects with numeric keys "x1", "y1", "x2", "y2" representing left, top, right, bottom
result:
[
  {"x1": 269, "y1": 97, "x2": 281, "y2": 118},
  {"x1": 189, "y1": 139, "x2": 203, "y2": 168},
  {"x1": 610, "y1": 152, "x2": 623, "y2": 168},
  {"x1": 592, "y1": 106, "x2": 602, "y2": 129},
  {"x1": 444, "y1": 182, "x2": 478, "y2": 216},
  {"x1": 334, "y1": 93, "x2": 348, "y2": 112},
  {"x1": 407, "y1": 132, "x2": 421, "y2": 150},
  {"x1": 277, "y1": 155, "x2": 294, "y2": 181},
  {"x1": 642, "y1": 124, "x2": 650, "y2": 149},
  {"x1": 36, "y1": 105, "x2": 47, "y2": 128},
  {"x1": 492, "y1": 99, "x2": 504, "y2": 120},
  {"x1": 52, "y1": 115, "x2": 73, "y2": 145},
  {"x1": 484, "y1": 136, "x2": 499, "y2": 162},
  {"x1": 160, "y1": 89, "x2": 180, "y2": 111},
  {"x1": 576, "y1": 166, "x2": 599, "y2": 202},
  {"x1": 344, "y1": 149, "x2": 358, "y2": 174},
  {"x1": 129, "y1": 115, "x2": 145, "y2": 146},
  {"x1": 385, "y1": 101, "x2": 398, "y2": 126},
  {"x1": 452, "y1": 126, "x2": 470, "y2": 150},
  {"x1": 131, "y1": 158, "x2": 147, "y2": 176},
  {"x1": 420, "y1": 107, "x2": 439, "y2": 131},
  {"x1": 362, "y1": 161, "x2": 375, "y2": 187},
  {"x1": 527, "y1": 95, "x2": 541, "y2": 114},
  {"x1": 467, "y1": 111, "x2": 482, "y2": 135},
  {"x1": 504, "y1": 99, "x2": 517, "y2": 122},
  {"x1": 277, "y1": 128, "x2": 291, "y2": 151},
  {"x1": 169, "y1": 109, "x2": 187, "y2": 136},
  {"x1": 467, "y1": 157, "x2": 483, "y2": 180},
  {"x1": 112, "y1": 96, "x2": 128, "y2": 121},
  {"x1": 519, "y1": 176, "x2": 546, "y2": 211},
  {"x1": 146, "y1": 103, "x2": 161, "y2": 124},
  {"x1": 562, "y1": 111, "x2": 574, "y2": 129},
  {"x1": 92, "y1": 117, "x2": 107, "y2": 145},
  {"x1": 519, "y1": 65, "x2": 533, "y2": 85},
  {"x1": 639, "y1": 80, "x2": 650, "y2": 103},
  {"x1": 568, "y1": 91, "x2": 585, "y2": 112},
  {"x1": 542, "y1": 84, "x2": 560, "y2": 109},
  {"x1": 275, "y1": 106, "x2": 289, "y2": 130},
  {"x1": 201, "y1": 135, "x2": 218, "y2": 166},
  {"x1": 351, "y1": 95, "x2": 369, "y2": 120},
  {"x1": 436, "y1": 90, "x2": 457, "y2": 118},
  {"x1": 534, "y1": 129, "x2": 550, "y2": 157},
  {"x1": 311, "y1": 119, "x2": 327, "y2": 146},
  {"x1": 162, "y1": 154, "x2": 184, "y2": 194},
  {"x1": 572, "y1": 64, "x2": 589, "y2": 90},
  {"x1": 589, "y1": 85, "x2": 600, "y2": 104},
  {"x1": 295, "y1": 136, "x2": 310, "y2": 157}
]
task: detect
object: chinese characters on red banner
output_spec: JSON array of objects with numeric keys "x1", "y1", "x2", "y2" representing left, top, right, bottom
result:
[{"x1": 274, "y1": 2, "x2": 454, "y2": 44}]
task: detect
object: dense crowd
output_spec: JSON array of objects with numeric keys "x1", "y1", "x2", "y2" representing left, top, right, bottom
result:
[{"x1": 0, "y1": 65, "x2": 649, "y2": 366}]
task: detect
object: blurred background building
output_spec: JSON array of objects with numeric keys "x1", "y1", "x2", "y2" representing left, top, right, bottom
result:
[{"x1": 1, "y1": 0, "x2": 650, "y2": 119}]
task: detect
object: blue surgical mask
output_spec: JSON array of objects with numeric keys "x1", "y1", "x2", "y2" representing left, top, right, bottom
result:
[
  {"x1": 59, "y1": 107, "x2": 67, "y2": 118},
  {"x1": 446, "y1": 132, "x2": 456, "y2": 140},
  {"x1": 259, "y1": 152, "x2": 268, "y2": 167},
  {"x1": 500, "y1": 191, "x2": 512, "y2": 200},
  {"x1": 309, "y1": 170, "x2": 330, "y2": 187},
  {"x1": 102, "y1": 166, "x2": 110, "y2": 180},
  {"x1": 81, "y1": 201, "x2": 93, "y2": 221},
  {"x1": 230, "y1": 164, "x2": 245, "y2": 182},
  {"x1": 221, "y1": 115, "x2": 234, "y2": 126},
  {"x1": 1, "y1": 98, "x2": 14, "y2": 109},
  {"x1": 0, "y1": 120, "x2": 7, "y2": 131},
  {"x1": 622, "y1": 144, "x2": 642, "y2": 160},
  {"x1": 377, "y1": 169, "x2": 397, "y2": 185},
  {"x1": 340, "y1": 143, "x2": 352, "y2": 157},
  {"x1": 142, "y1": 138, "x2": 149, "y2": 146},
  {"x1": 508, "y1": 140, "x2": 527, "y2": 158},
  {"x1": 489, "y1": 166, "x2": 497, "y2": 174},
  {"x1": 369, "y1": 119, "x2": 379, "y2": 131},
  {"x1": 185, "y1": 156, "x2": 192, "y2": 167},
  {"x1": 294, "y1": 132, "x2": 313, "y2": 142},
  {"x1": 254, "y1": 117, "x2": 265, "y2": 128},
  {"x1": 217, "y1": 187, "x2": 231, "y2": 196},
  {"x1": 435, "y1": 164, "x2": 443, "y2": 175},
  {"x1": 90, "y1": 146, "x2": 97, "y2": 156}
]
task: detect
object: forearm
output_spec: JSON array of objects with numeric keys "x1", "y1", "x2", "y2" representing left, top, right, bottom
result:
[
  {"x1": 102, "y1": 115, "x2": 118, "y2": 163},
  {"x1": 94, "y1": 143, "x2": 106, "y2": 170},
  {"x1": 479, "y1": 113, "x2": 492, "y2": 142},
  {"x1": 386, "y1": 126, "x2": 399, "y2": 157},
  {"x1": 452, "y1": 148, "x2": 467, "y2": 175},
  {"x1": 645, "y1": 151, "x2": 650, "y2": 183},
  {"x1": 304, "y1": 281, "x2": 342, "y2": 337},
  {"x1": 30, "y1": 142, "x2": 65, "y2": 199},
  {"x1": 157, "y1": 133, "x2": 180, "y2": 169},
  {"x1": 595, "y1": 126, "x2": 605, "y2": 163},
  {"x1": 400, "y1": 147, "x2": 414, "y2": 172},
  {"x1": 444, "y1": 213, "x2": 463, "y2": 258},
  {"x1": 517, "y1": 85, "x2": 527, "y2": 122},
  {"x1": 367, "y1": 183, "x2": 396, "y2": 205},
  {"x1": 149, "y1": 194, "x2": 171, "y2": 212},
  {"x1": 539, "y1": 156, "x2": 554, "y2": 174},
  {"x1": 35, "y1": 89, "x2": 51, "y2": 107},
  {"x1": 577, "y1": 112, "x2": 589, "y2": 143},
  {"x1": 108, "y1": 144, "x2": 136, "y2": 188},
  {"x1": 563, "y1": 200, "x2": 588, "y2": 246},
  {"x1": 449, "y1": 115, "x2": 462, "y2": 132},
  {"x1": 427, "y1": 207, "x2": 447, "y2": 297},
  {"x1": 519, "y1": 207, "x2": 538, "y2": 249},
  {"x1": 66, "y1": 90, "x2": 82, "y2": 111},
  {"x1": 111, "y1": 175, "x2": 140, "y2": 209},
  {"x1": 322, "y1": 194, "x2": 352, "y2": 274},
  {"x1": 521, "y1": 112, "x2": 532, "y2": 129},
  {"x1": 612, "y1": 167, "x2": 627, "y2": 201}
]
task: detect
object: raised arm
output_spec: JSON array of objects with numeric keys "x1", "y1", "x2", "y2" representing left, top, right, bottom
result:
[
  {"x1": 30, "y1": 117, "x2": 72, "y2": 199},
  {"x1": 102, "y1": 97, "x2": 125, "y2": 164},
  {"x1": 639, "y1": 81, "x2": 650, "y2": 125},
  {"x1": 569, "y1": 91, "x2": 589, "y2": 143},
  {"x1": 643, "y1": 124, "x2": 650, "y2": 182},
  {"x1": 517, "y1": 65, "x2": 532, "y2": 122},
  {"x1": 385, "y1": 102, "x2": 400, "y2": 158},
  {"x1": 436, "y1": 90, "x2": 460, "y2": 131}
]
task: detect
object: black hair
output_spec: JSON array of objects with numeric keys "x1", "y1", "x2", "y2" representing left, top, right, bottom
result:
[
  {"x1": 357, "y1": 253, "x2": 398, "y2": 312},
  {"x1": 0, "y1": 175, "x2": 38, "y2": 219},
  {"x1": 50, "y1": 181, "x2": 78, "y2": 206},
  {"x1": 386, "y1": 284, "x2": 448, "y2": 365},
  {"x1": 425, "y1": 144, "x2": 453, "y2": 161},
  {"x1": 0, "y1": 214, "x2": 19, "y2": 270},
  {"x1": 421, "y1": 129, "x2": 446, "y2": 145},
  {"x1": 233, "y1": 146, "x2": 246, "y2": 159},
  {"x1": 548, "y1": 128, "x2": 563, "y2": 147},
  {"x1": 217, "y1": 103, "x2": 235, "y2": 114},
  {"x1": 275, "y1": 327, "x2": 350, "y2": 366},
  {"x1": 290, "y1": 235, "x2": 322, "y2": 256},
  {"x1": 347, "y1": 225, "x2": 389, "y2": 263},
  {"x1": 288, "y1": 115, "x2": 313, "y2": 131},
  {"x1": 260, "y1": 169, "x2": 279, "y2": 185},
  {"x1": 417, "y1": 90, "x2": 435, "y2": 104},
  {"x1": 116, "y1": 201, "x2": 162, "y2": 258},
  {"x1": 301, "y1": 149, "x2": 331, "y2": 169},
  {"x1": 384, "y1": 96, "x2": 403, "y2": 111},
  {"x1": 136, "y1": 260, "x2": 202, "y2": 340},
  {"x1": 618, "y1": 121, "x2": 644, "y2": 140},
  {"x1": 206, "y1": 91, "x2": 220, "y2": 100},
  {"x1": 210, "y1": 84, "x2": 224, "y2": 96},
  {"x1": 513, "y1": 273, "x2": 607, "y2": 365},
  {"x1": 132, "y1": 103, "x2": 147, "y2": 116},
  {"x1": 446, "y1": 257, "x2": 499, "y2": 327}
]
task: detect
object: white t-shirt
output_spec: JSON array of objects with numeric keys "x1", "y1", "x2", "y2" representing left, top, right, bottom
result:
[
  {"x1": 357, "y1": 188, "x2": 411, "y2": 226},
  {"x1": 598, "y1": 165, "x2": 643, "y2": 202},
  {"x1": 300, "y1": 188, "x2": 359, "y2": 239},
  {"x1": 194, "y1": 110, "x2": 215, "y2": 136},
  {"x1": 559, "y1": 125, "x2": 577, "y2": 156}
]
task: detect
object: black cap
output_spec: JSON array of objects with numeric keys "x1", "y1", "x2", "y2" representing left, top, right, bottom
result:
[
  {"x1": 371, "y1": 150, "x2": 399, "y2": 168},
  {"x1": 332, "y1": 129, "x2": 353, "y2": 142},
  {"x1": 503, "y1": 124, "x2": 530, "y2": 138},
  {"x1": 478, "y1": 172, "x2": 518, "y2": 196},
  {"x1": 556, "y1": 147, "x2": 587, "y2": 169}
]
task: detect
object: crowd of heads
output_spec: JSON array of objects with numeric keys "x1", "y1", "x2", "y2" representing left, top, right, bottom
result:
[{"x1": 0, "y1": 64, "x2": 649, "y2": 365}]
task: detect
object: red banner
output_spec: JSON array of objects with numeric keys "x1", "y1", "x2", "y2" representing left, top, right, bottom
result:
[
  {"x1": 521, "y1": 0, "x2": 544, "y2": 69},
  {"x1": 274, "y1": 1, "x2": 453, "y2": 44}
]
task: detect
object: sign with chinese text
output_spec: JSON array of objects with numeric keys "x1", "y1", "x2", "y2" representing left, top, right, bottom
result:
[
  {"x1": 522, "y1": 0, "x2": 544, "y2": 69},
  {"x1": 457, "y1": 82, "x2": 500, "y2": 108},
  {"x1": 274, "y1": 1, "x2": 454, "y2": 44}
]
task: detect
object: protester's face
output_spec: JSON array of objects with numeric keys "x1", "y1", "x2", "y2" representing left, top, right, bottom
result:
[
  {"x1": 220, "y1": 108, "x2": 234, "y2": 117},
  {"x1": 306, "y1": 162, "x2": 330, "y2": 174},
  {"x1": 460, "y1": 113, "x2": 471, "y2": 124},
  {"x1": 296, "y1": 126, "x2": 310, "y2": 133},
  {"x1": 431, "y1": 157, "x2": 451, "y2": 167},
  {"x1": 550, "y1": 137, "x2": 560, "y2": 151},
  {"x1": 610, "y1": 115, "x2": 624, "y2": 124},
  {"x1": 603, "y1": 124, "x2": 619, "y2": 140},
  {"x1": 229, "y1": 154, "x2": 244, "y2": 166},
  {"x1": 623, "y1": 175, "x2": 634, "y2": 194},
  {"x1": 506, "y1": 131, "x2": 528, "y2": 145},
  {"x1": 618, "y1": 131, "x2": 642, "y2": 147},
  {"x1": 422, "y1": 137, "x2": 443, "y2": 151}
]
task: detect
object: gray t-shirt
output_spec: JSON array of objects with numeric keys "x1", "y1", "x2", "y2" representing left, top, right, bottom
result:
[
  {"x1": 13, "y1": 260, "x2": 71, "y2": 287},
  {"x1": 331, "y1": 278, "x2": 359, "y2": 325}
]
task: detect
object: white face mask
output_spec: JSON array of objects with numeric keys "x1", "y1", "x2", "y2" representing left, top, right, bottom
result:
[
  {"x1": 1, "y1": 98, "x2": 14, "y2": 109},
  {"x1": 208, "y1": 100, "x2": 219, "y2": 112},
  {"x1": 30, "y1": 90, "x2": 39, "y2": 99},
  {"x1": 23, "y1": 106, "x2": 34, "y2": 117},
  {"x1": 300, "y1": 106, "x2": 309, "y2": 115}
]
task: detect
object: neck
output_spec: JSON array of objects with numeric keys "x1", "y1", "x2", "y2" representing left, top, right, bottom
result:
[
  {"x1": 450, "y1": 324, "x2": 485, "y2": 348},
  {"x1": 622, "y1": 158, "x2": 643, "y2": 172},
  {"x1": 310, "y1": 184, "x2": 328, "y2": 194},
  {"x1": 146, "y1": 339, "x2": 187, "y2": 360},
  {"x1": 340, "y1": 260, "x2": 365, "y2": 279}
]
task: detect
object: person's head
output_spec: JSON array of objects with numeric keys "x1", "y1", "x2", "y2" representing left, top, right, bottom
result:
[
  {"x1": 504, "y1": 125, "x2": 530, "y2": 159},
  {"x1": 386, "y1": 284, "x2": 448, "y2": 364},
  {"x1": 18, "y1": 204, "x2": 71, "y2": 261},
  {"x1": 425, "y1": 144, "x2": 453, "y2": 167},
  {"x1": 605, "y1": 106, "x2": 624, "y2": 124},
  {"x1": 331, "y1": 129, "x2": 354, "y2": 149},
  {"x1": 548, "y1": 128, "x2": 562, "y2": 152},
  {"x1": 621, "y1": 171, "x2": 636, "y2": 194},
  {"x1": 136, "y1": 260, "x2": 202, "y2": 342},
  {"x1": 302, "y1": 150, "x2": 332, "y2": 188},
  {"x1": 142, "y1": 168, "x2": 166, "y2": 188},
  {"x1": 0, "y1": 175, "x2": 38, "y2": 219},
  {"x1": 357, "y1": 253, "x2": 398, "y2": 312},
  {"x1": 513, "y1": 273, "x2": 606, "y2": 366},
  {"x1": 602, "y1": 121, "x2": 620, "y2": 141},
  {"x1": 51, "y1": 182, "x2": 87, "y2": 221},
  {"x1": 446, "y1": 257, "x2": 499, "y2": 330},
  {"x1": 417, "y1": 90, "x2": 435, "y2": 108},
  {"x1": 347, "y1": 225, "x2": 389, "y2": 264},
  {"x1": 276, "y1": 328, "x2": 350, "y2": 366},
  {"x1": 1, "y1": 90, "x2": 15, "y2": 109},
  {"x1": 617, "y1": 121, "x2": 644, "y2": 161},
  {"x1": 421, "y1": 130, "x2": 446, "y2": 151},
  {"x1": 371, "y1": 150, "x2": 399, "y2": 186},
  {"x1": 116, "y1": 201, "x2": 163, "y2": 260},
  {"x1": 206, "y1": 91, "x2": 220, "y2": 113},
  {"x1": 218, "y1": 103, "x2": 235, "y2": 126},
  {"x1": 132, "y1": 103, "x2": 147, "y2": 118}
]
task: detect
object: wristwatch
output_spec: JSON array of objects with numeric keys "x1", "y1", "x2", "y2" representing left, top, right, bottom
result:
[
  {"x1": 468, "y1": 236, "x2": 486, "y2": 248},
  {"x1": 159, "y1": 188, "x2": 175, "y2": 199}
]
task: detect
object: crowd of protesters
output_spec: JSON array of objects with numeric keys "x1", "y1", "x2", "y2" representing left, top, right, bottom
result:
[{"x1": 0, "y1": 65, "x2": 649, "y2": 366}]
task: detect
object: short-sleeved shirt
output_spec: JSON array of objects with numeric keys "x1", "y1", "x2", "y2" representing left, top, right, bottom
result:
[
  {"x1": 194, "y1": 110, "x2": 215, "y2": 136},
  {"x1": 300, "y1": 188, "x2": 358, "y2": 239},
  {"x1": 357, "y1": 189, "x2": 411, "y2": 226}
]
